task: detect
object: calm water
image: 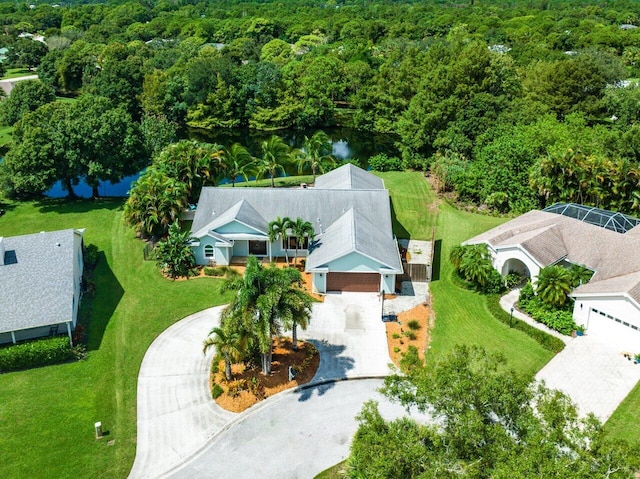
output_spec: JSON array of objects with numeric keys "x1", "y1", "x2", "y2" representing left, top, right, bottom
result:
[{"x1": 45, "y1": 127, "x2": 399, "y2": 198}]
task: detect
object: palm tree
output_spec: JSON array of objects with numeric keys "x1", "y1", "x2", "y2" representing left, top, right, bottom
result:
[
  {"x1": 257, "y1": 135, "x2": 291, "y2": 187},
  {"x1": 450, "y1": 244, "x2": 494, "y2": 287},
  {"x1": 219, "y1": 257, "x2": 313, "y2": 374},
  {"x1": 568, "y1": 264, "x2": 593, "y2": 288},
  {"x1": 296, "y1": 131, "x2": 337, "y2": 183},
  {"x1": 202, "y1": 325, "x2": 244, "y2": 381},
  {"x1": 222, "y1": 143, "x2": 255, "y2": 187},
  {"x1": 279, "y1": 287, "x2": 312, "y2": 351},
  {"x1": 268, "y1": 216, "x2": 292, "y2": 264},
  {"x1": 535, "y1": 265, "x2": 572, "y2": 308},
  {"x1": 124, "y1": 167, "x2": 188, "y2": 237},
  {"x1": 289, "y1": 217, "x2": 314, "y2": 266}
]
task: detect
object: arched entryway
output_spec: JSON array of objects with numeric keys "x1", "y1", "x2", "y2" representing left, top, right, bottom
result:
[{"x1": 501, "y1": 258, "x2": 531, "y2": 281}]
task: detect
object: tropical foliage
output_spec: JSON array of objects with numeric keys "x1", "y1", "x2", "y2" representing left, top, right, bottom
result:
[
  {"x1": 256, "y1": 135, "x2": 292, "y2": 187},
  {"x1": 154, "y1": 222, "x2": 196, "y2": 279},
  {"x1": 449, "y1": 243, "x2": 503, "y2": 293},
  {"x1": 296, "y1": 131, "x2": 336, "y2": 182},
  {"x1": 213, "y1": 256, "x2": 313, "y2": 375},
  {"x1": 347, "y1": 345, "x2": 640, "y2": 478},
  {"x1": 535, "y1": 265, "x2": 573, "y2": 308}
]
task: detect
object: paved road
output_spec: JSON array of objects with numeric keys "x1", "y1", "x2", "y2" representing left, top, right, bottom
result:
[
  {"x1": 167, "y1": 378, "x2": 430, "y2": 479},
  {"x1": 0, "y1": 74, "x2": 38, "y2": 95}
]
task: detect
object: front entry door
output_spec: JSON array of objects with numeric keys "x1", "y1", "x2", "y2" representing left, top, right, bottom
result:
[{"x1": 249, "y1": 240, "x2": 267, "y2": 256}]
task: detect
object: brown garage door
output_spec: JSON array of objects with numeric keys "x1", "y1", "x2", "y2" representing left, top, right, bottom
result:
[{"x1": 326, "y1": 273, "x2": 380, "y2": 292}]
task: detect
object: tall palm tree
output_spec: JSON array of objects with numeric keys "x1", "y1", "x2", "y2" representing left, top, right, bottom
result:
[
  {"x1": 257, "y1": 135, "x2": 291, "y2": 187},
  {"x1": 268, "y1": 216, "x2": 292, "y2": 264},
  {"x1": 222, "y1": 143, "x2": 255, "y2": 187},
  {"x1": 289, "y1": 217, "x2": 314, "y2": 265},
  {"x1": 279, "y1": 287, "x2": 312, "y2": 351},
  {"x1": 202, "y1": 325, "x2": 244, "y2": 381},
  {"x1": 535, "y1": 265, "x2": 572, "y2": 308},
  {"x1": 296, "y1": 131, "x2": 337, "y2": 183}
]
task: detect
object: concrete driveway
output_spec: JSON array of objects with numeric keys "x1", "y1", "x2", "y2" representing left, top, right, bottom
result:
[
  {"x1": 166, "y1": 379, "x2": 431, "y2": 479},
  {"x1": 129, "y1": 306, "x2": 234, "y2": 479},
  {"x1": 536, "y1": 325, "x2": 640, "y2": 422},
  {"x1": 299, "y1": 292, "x2": 391, "y2": 379},
  {"x1": 130, "y1": 293, "x2": 392, "y2": 478}
]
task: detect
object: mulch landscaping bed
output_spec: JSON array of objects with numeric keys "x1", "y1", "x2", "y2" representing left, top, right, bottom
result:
[
  {"x1": 385, "y1": 303, "x2": 430, "y2": 367},
  {"x1": 210, "y1": 337, "x2": 320, "y2": 413}
]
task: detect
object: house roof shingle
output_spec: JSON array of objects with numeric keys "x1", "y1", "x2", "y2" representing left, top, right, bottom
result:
[
  {"x1": 313, "y1": 163, "x2": 385, "y2": 190},
  {"x1": 0, "y1": 229, "x2": 81, "y2": 333},
  {"x1": 465, "y1": 210, "x2": 640, "y2": 305}
]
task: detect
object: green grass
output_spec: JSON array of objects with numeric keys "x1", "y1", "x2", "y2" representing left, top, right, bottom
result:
[
  {"x1": 0, "y1": 125, "x2": 11, "y2": 146},
  {"x1": 1, "y1": 68, "x2": 34, "y2": 80},
  {"x1": 315, "y1": 461, "x2": 346, "y2": 478},
  {"x1": 428, "y1": 202, "x2": 554, "y2": 376},
  {"x1": 375, "y1": 171, "x2": 437, "y2": 240},
  {"x1": 604, "y1": 380, "x2": 640, "y2": 445},
  {"x1": 230, "y1": 175, "x2": 314, "y2": 188},
  {"x1": 0, "y1": 199, "x2": 233, "y2": 478}
]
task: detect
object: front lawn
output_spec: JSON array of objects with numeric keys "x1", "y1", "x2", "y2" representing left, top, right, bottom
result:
[
  {"x1": 1, "y1": 67, "x2": 33, "y2": 79},
  {"x1": 604, "y1": 380, "x2": 640, "y2": 445},
  {"x1": 0, "y1": 199, "x2": 232, "y2": 478},
  {"x1": 374, "y1": 171, "x2": 437, "y2": 240}
]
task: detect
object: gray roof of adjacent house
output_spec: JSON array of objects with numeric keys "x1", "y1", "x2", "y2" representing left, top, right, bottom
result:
[
  {"x1": 306, "y1": 208, "x2": 402, "y2": 272},
  {"x1": 465, "y1": 209, "x2": 640, "y2": 304},
  {"x1": 313, "y1": 163, "x2": 385, "y2": 190},
  {"x1": 0, "y1": 229, "x2": 80, "y2": 333}
]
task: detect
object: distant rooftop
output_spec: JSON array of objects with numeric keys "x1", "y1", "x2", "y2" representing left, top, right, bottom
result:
[{"x1": 543, "y1": 203, "x2": 640, "y2": 234}]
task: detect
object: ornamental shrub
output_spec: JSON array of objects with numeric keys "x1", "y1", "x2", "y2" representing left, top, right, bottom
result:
[
  {"x1": 368, "y1": 153, "x2": 402, "y2": 172},
  {"x1": 0, "y1": 336, "x2": 74, "y2": 372}
]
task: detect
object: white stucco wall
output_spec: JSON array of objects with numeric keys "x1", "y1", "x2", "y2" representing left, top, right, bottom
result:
[
  {"x1": 572, "y1": 295, "x2": 640, "y2": 333},
  {"x1": 492, "y1": 246, "x2": 541, "y2": 282},
  {"x1": 381, "y1": 273, "x2": 395, "y2": 294},
  {"x1": 312, "y1": 272, "x2": 326, "y2": 293}
]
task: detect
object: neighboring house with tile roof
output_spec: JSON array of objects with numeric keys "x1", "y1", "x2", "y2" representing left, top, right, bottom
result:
[
  {"x1": 190, "y1": 163, "x2": 403, "y2": 293},
  {"x1": 0, "y1": 229, "x2": 84, "y2": 345},
  {"x1": 465, "y1": 207, "x2": 640, "y2": 336}
]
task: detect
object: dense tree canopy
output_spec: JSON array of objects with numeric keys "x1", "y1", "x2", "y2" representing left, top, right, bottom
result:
[
  {"x1": 2, "y1": 0, "x2": 640, "y2": 214},
  {"x1": 348, "y1": 345, "x2": 640, "y2": 478}
]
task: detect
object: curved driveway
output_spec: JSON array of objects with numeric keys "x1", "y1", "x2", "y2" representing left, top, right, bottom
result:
[
  {"x1": 130, "y1": 293, "x2": 397, "y2": 478},
  {"x1": 129, "y1": 306, "x2": 234, "y2": 479},
  {"x1": 167, "y1": 379, "x2": 430, "y2": 479}
]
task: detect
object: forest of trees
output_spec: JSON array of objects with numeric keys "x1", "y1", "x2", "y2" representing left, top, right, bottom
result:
[{"x1": 1, "y1": 0, "x2": 640, "y2": 212}]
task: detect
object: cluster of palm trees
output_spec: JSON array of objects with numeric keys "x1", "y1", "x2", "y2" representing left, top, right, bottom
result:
[
  {"x1": 203, "y1": 256, "x2": 314, "y2": 378},
  {"x1": 124, "y1": 132, "x2": 337, "y2": 237},
  {"x1": 267, "y1": 216, "x2": 315, "y2": 265},
  {"x1": 449, "y1": 243, "x2": 497, "y2": 289},
  {"x1": 531, "y1": 148, "x2": 640, "y2": 213},
  {"x1": 534, "y1": 264, "x2": 593, "y2": 308}
]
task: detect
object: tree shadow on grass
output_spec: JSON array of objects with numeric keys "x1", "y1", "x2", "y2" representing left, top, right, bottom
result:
[
  {"x1": 296, "y1": 340, "x2": 355, "y2": 402},
  {"x1": 79, "y1": 251, "x2": 124, "y2": 351},
  {"x1": 36, "y1": 197, "x2": 123, "y2": 214},
  {"x1": 389, "y1": 198, "x2": 410, "y2": 240}
]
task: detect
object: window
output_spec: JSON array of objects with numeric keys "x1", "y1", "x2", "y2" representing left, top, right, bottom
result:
[
  {"x1": 283, "y1": 236, "x2": 309, "y2": 250},
  {"x1": 204, "y1": 245, "x2": 214, "y2": 258}
]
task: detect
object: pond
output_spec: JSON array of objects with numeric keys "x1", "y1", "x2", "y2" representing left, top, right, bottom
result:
[{"x1": 44, "y1": 127, "x2": 399, "y2": 198}]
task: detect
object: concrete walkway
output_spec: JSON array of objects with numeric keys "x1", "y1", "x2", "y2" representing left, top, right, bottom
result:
[
  {"x1": 501, "y1": 290, "x2": 640, "y2": 422},
  {"x1": 128, "y1": 306, "x2": 234, "y2": 479},
  {"x1": 500, "y1": 289, "x2": 569, "y2": 343},
  {"x1": 167, "y1": 379, "x2": 431, "y2": 479}
]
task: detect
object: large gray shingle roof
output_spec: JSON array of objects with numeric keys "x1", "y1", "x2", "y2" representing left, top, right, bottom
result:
[
  {"x1": 314, "y1": 163, "x2": 385, "y2": 190},
  {"x1": 0, "y1": 229, "x2": 80, "y2": 333},
  {"x1": 466, "y1": 210, "x2": 640, "y2": 304},
  {"x1": 306, "y1": 208, "x2": 402, "y2": 272}
]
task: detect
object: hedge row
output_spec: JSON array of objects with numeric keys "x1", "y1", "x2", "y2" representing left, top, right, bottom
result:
[
  {"x1": 0, "y1": 336, "x2": 74, "y2": 373},
  {"x1": 486, "y1": 295, "x2": 566, "y2": 354}
]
